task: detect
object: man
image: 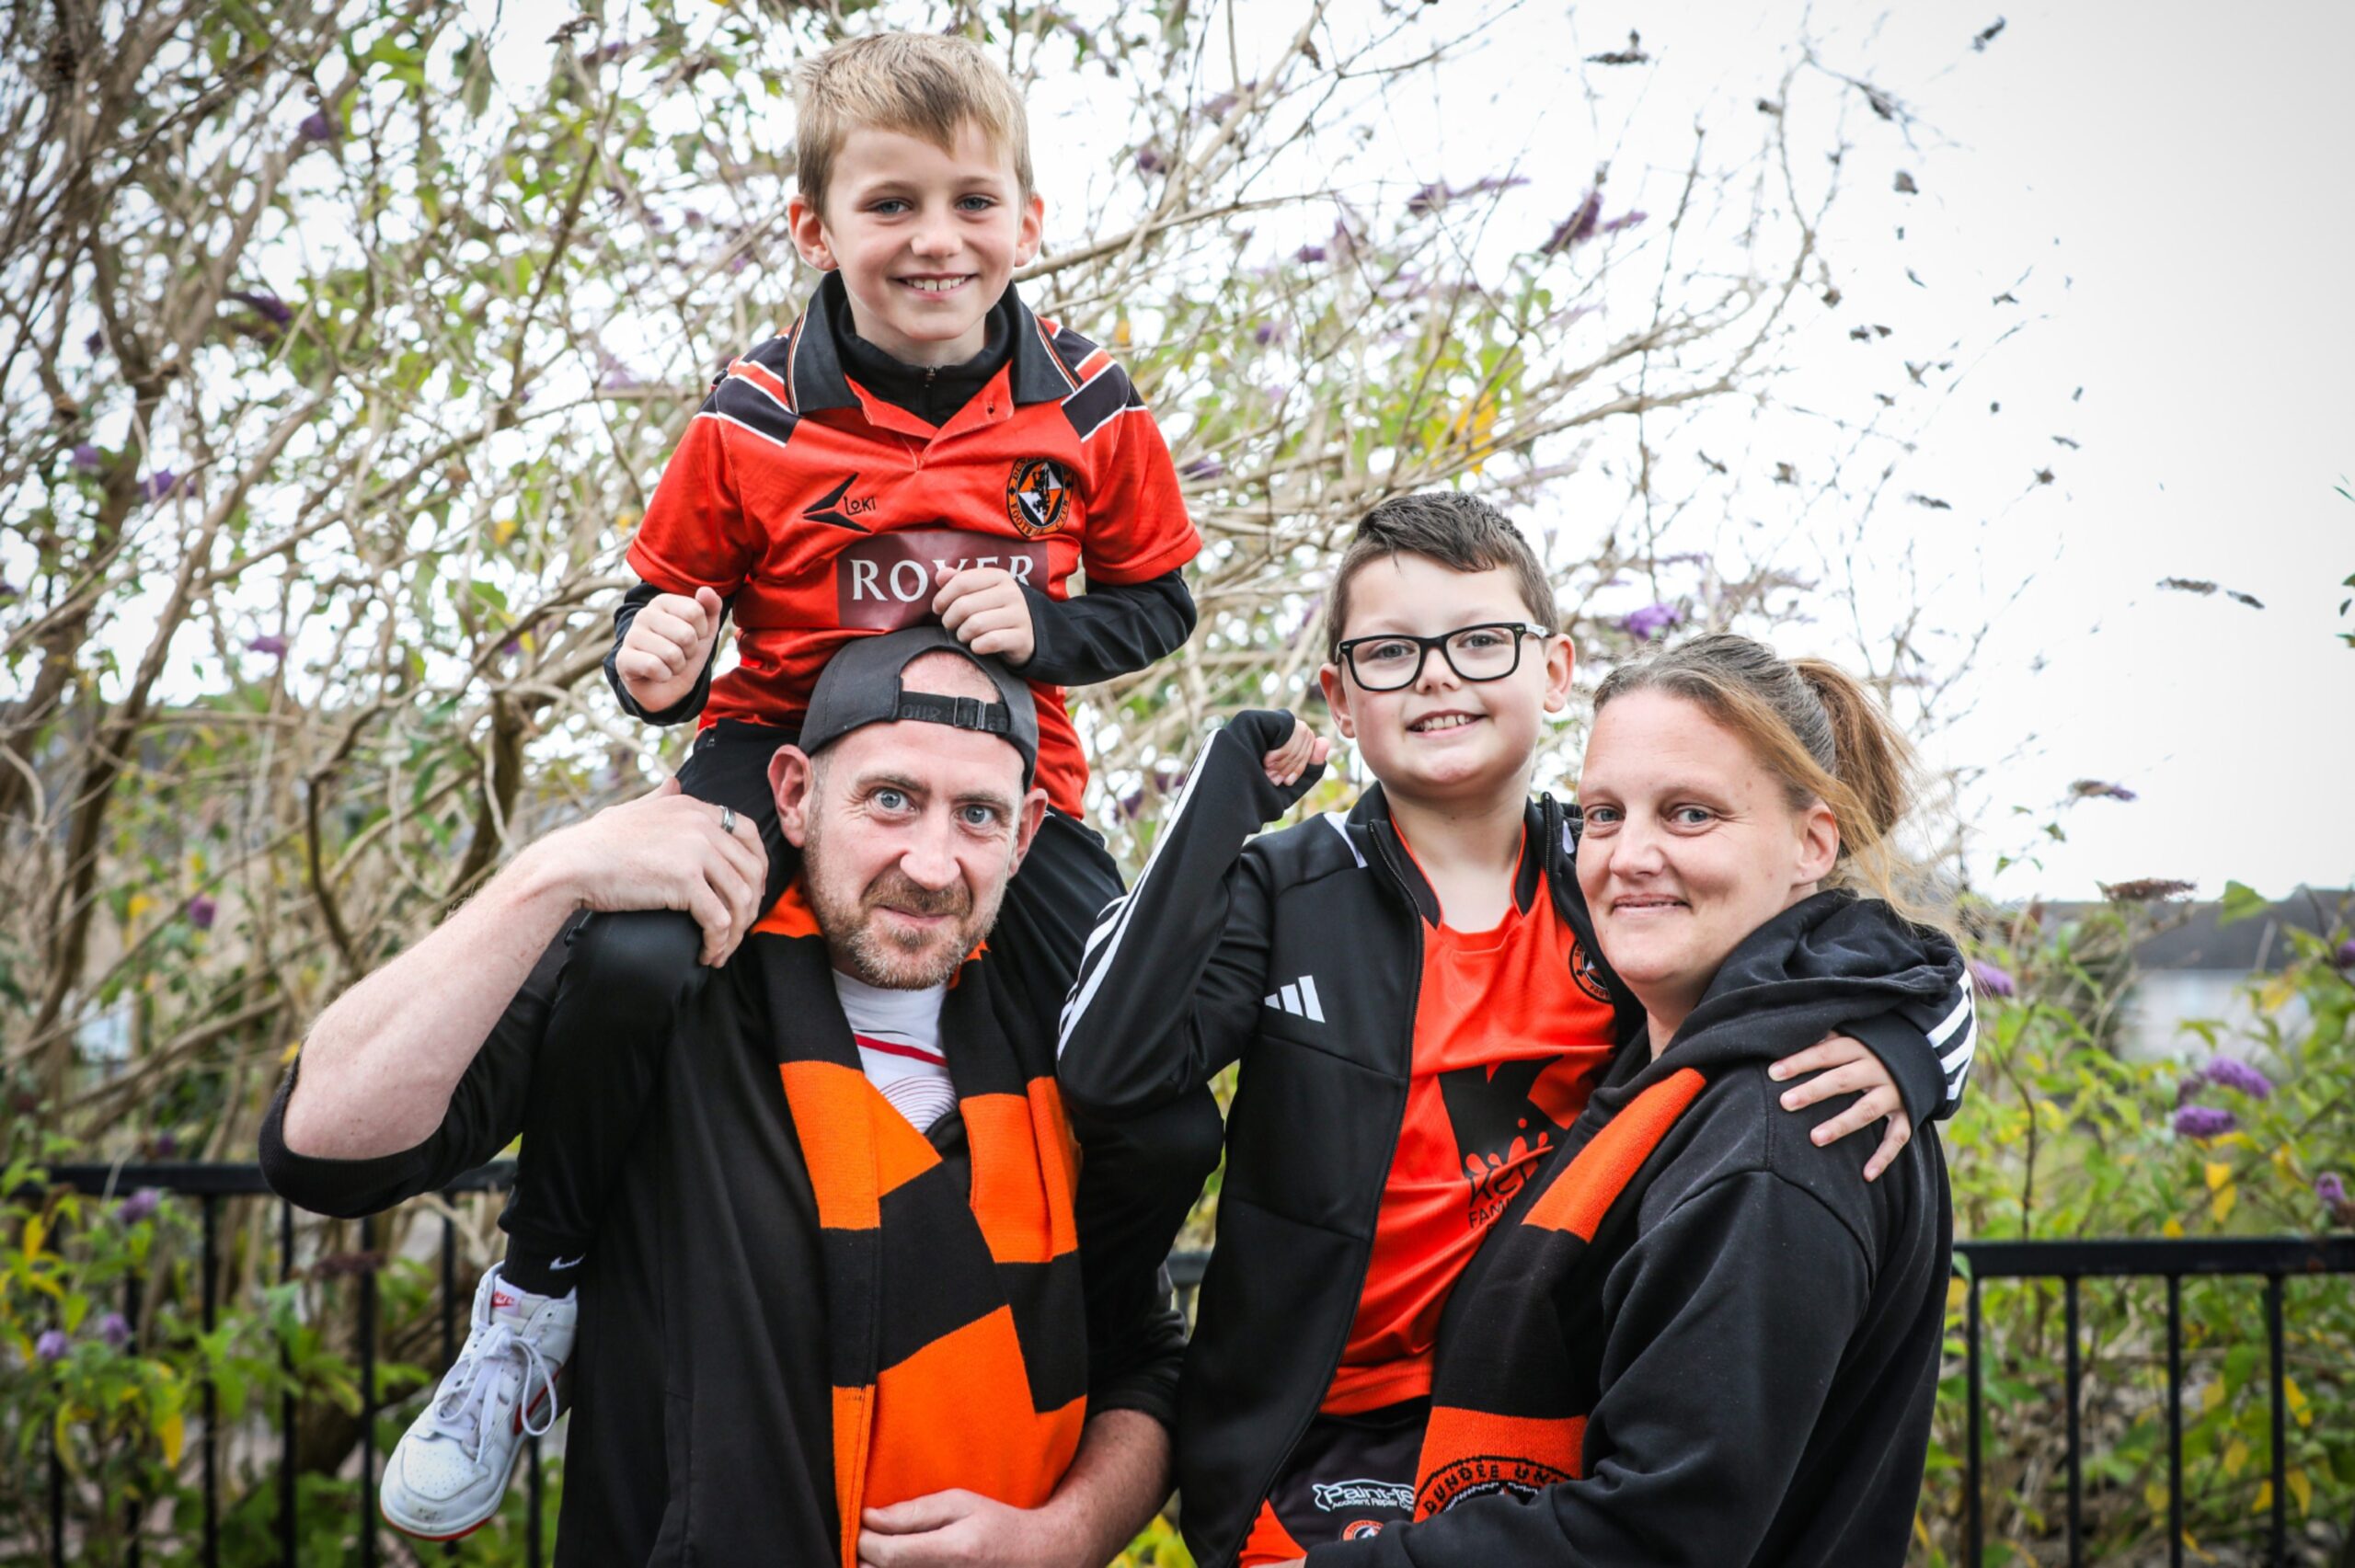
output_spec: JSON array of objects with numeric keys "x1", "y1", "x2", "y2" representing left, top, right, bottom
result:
[{"x1": 262, "y1": 627, "x2": 1209, "y2": 1566}]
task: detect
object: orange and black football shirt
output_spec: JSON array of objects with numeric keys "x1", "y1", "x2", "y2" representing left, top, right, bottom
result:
[
  {"x1": 625, "y1": 274, "x2": 1199, "y2": 818},
  {"x1": 1320, "y1": 830, "x2": 1621, "y2": 1416}
]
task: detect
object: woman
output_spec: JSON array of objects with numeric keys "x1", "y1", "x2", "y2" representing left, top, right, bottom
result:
[{"x1": 1301, "y1": 632, "x2": 1965, "y2": 1567}]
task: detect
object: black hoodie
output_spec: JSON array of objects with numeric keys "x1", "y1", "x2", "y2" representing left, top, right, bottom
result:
[{"x1": 1308, "y1": 891, "x2": 1960, "y2": 1568}]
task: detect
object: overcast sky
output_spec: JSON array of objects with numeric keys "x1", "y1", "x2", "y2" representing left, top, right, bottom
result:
[{"x1": 1271, "y1": 0, "x2": 2355, "y2": 902}]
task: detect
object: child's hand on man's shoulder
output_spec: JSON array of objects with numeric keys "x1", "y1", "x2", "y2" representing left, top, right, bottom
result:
[{"x1": 933, "y1": 565, "x2": 1037, "y2": 668}]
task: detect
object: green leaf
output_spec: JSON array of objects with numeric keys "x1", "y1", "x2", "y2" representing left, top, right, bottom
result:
[{"x1": 2217, "y1": 880, "x2": 2269, "y2": 926}]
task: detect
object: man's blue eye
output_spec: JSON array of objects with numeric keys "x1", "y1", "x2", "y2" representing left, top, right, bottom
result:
[{"x1": 875, "y1": 789, "x2": 909, "y2": 811}]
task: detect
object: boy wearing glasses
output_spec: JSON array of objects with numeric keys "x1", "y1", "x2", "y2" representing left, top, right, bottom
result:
[{"x1": 1054, "y1": 493, "x2": 1966, "y2": 1567}]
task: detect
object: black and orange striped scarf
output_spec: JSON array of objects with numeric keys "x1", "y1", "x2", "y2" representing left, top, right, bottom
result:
[
  {"x1": 1409, "y1": 1062, "x2": 1707, "y2": 1516},
  {"x1": 752, "y1": 889, "x2": 1088, "y2": 1566}
]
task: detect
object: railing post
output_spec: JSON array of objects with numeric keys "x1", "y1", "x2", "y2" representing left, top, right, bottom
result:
[
  {"x1": 124, "y1": 1269, "x2": 144, "y2": 1566},
  {"x1": 360, "y1": 1214, "x2": 380, "y2": 1568},
  {"x1": 1966, "y1": 1272, "x2": 1982, "y2": 1568},
  {"x1": 529, "y1": 1432, "x2": 546, "y2": 1567},
  {"x1": 2064, "y1": 1275, "x2": 2082, "y2": 1568},
  {"x1": 202, "y1": 1194, "x2": 221, "y2": 1568},
  {"x1": 2266, "y1": 1274, "x2": 2285, "y2": 1568},
  {"x1": 442, "y1": 1201, "x2": 461, "y2": 1561},
  {"x1": 2166, "y1": 1274, "x2": 2182, "y2": 1568},
  {"x1": 279, "y1": 1200, "x2": 296, "y2": 1567}
]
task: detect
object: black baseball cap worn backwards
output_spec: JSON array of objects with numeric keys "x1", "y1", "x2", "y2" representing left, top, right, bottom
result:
[{"x1": 799, "y1": 625, "x2": 1040, "y2": 786}]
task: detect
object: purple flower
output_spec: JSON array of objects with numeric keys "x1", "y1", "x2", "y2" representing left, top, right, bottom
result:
[
  {"x1": 728, "y1": 254, "x2": 751, "y2": 275},
  {"x1": 148, "y1": 1131, "x2": 178, "y2": 1159},
  {"x1": 1542, "y1": 189, "x2": 1603, "y2": 255},
  {"x1": 70, "y1": 443, "x2": 101, "y2": 472},
  {"x1": 35, "y1": 1330, "x2": 69, "y2": 1364},
  {"x1": 144, "y1": 470, "x2": 179, "y2": 501},
  {"x1": 2172, "y1": 1104, "x2": 2237, "y2": 1139},
  {"x1": 1198, "y1": 84, "x2": 1253, "y2": 120},
  {"x1": 1618, "y1": 601, "x2": 1683, "y2": 642},
  {"x1": 2317, "y1": 1173, "x2": 2348, "y2": 1207},
  {"x1": 2335, "y1": 938, "x2": 2355, "y2": 969},
  {"x1": 1135, "y1": 146, "x2": 1165, "y2": 175},
  {"x1": 1180, "y1": 456, "x2": 1226, "y2": 482},
  {"x1": 1295, "y1": 244, "x2": 1327, "y2": 265},
  {"x1": 232, "y1": 291, "x2": 293, "y2": 327},
  {"x1": 683, "y1": 208, "x2": 706, "y2": 229},
  {"x1": 247, "y1": 634, "x2": 288, "y2": 658},
  {"x1": 186, "y1": 895, "x2": 217, "y2": 931},
  {"x1": 2070, "y1": 779, "x2": 2139, "y2": 803},
  {"x1": 1602, "y1": 209, "x2": 1648, "y2": 235},
  {"x1": 298, "y1": 109, "x2": 336, "y2": 143},
  {"x1": 84, "y1": 329, "x2": 104, "y2": 354},
  {"x1": 1407, "y1": 180, "x2": 1450, "y2": 217},
  {"x1": 500, "y1": 636, "x2": 523, "y2": 659},
  {"x1": 97, "y1": 1313, "x2": 131, "y2": 1351},
  {"x1": 1970, "y1": 959, "x2": 2016, "y2": 999},
  {"x1": 1253, "y1": 321, "x2": 1285, "y2": 346},
  {"x1": 117, "y1": 1187, "x2": 162, "y2": 1224},
  {"x1": 2202, "y1": 1057, "x2": 2272, "y2": 1100}
]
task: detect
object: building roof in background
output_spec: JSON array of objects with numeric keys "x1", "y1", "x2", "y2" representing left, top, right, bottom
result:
[{"x1": 2039, "y1": 889, "x2": 2352, "y2": 972}]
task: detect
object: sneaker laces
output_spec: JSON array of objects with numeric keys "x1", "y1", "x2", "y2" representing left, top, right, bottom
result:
[{"x1": 424, "y1": 1320, "x2": 560, "y2": 1456}]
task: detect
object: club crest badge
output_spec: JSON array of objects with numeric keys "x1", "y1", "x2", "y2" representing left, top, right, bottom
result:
[{"x1": 1005, "y1": 457, "x2": 1072, "y2": 538}]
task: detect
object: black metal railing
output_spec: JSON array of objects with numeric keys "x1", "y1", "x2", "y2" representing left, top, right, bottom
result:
[
  {"x1": 29, "y1": 1164, "x2": 2355, "y2": 1566},
  {"x1": 1958, "y1": 1235, "x2": 2355, "y2": 1568}
]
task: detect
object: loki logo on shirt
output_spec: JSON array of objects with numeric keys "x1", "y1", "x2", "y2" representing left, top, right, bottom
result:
[{"x1": 1005, "y1": 457, "x2": 1072, "y2": 538}]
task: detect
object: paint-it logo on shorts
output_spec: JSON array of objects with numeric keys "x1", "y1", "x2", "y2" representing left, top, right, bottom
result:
[
  {"x1": 836, "y1": 527, "x2": 1052, "y2": 631},
  {"x1": 1005, "y1": 457, "x2": 1071, "y2": 538}
]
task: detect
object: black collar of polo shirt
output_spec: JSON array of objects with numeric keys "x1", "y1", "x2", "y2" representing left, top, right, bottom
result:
[{"x1": 787, "y1": 272, "x2": 1076, "y2": 415}]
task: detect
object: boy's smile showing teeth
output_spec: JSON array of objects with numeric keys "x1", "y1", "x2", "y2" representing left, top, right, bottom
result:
[
  {"x1": 1408, "y1": 711, "x2": 1480, "y2": 734},
  {"x1": 900, "y1": 275, "x2": 973, "y2": 293}
]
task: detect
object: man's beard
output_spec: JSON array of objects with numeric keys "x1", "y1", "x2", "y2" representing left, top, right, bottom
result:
[{"x1": 802, "y1": 813, "x2": 1009, "y2": 990}]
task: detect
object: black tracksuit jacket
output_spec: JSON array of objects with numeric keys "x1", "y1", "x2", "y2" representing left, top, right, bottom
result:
[{"x1": 1053, "y1": 712, "x2": 1972, "y2": 1568}]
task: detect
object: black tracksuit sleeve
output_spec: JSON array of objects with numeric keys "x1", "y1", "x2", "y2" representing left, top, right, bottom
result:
[
  {"x1": 1054, "y1": 710, "x2": 1317, "y2": 1117},
  {"x1": 605, "y1": 579, "x2": 723, "y2": 726},
  {"x1": 1308, "y1": 1171, "x2": 1873, "y2": 1568},
  {"x1": 1016, "y1": 569, "x2": 1196, "y2": 689},
  {"x1": 1845, "y1": 972, "x2": 1977, "y2": 1124},
  {"x1": 257, "y1": 927, "x2": 568, "y2": 1216},
  {"x1": 1067, "y1": 1097, "x2": 1223, "y2": 1429}
]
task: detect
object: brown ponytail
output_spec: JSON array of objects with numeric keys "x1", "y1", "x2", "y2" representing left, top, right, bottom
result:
[{"x1": 1592, "y1": 634, "x2": 1948, "y2": 931}]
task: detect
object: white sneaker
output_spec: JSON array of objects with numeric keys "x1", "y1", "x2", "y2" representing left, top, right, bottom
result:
[{"x1": 379, "y1": 1264, "x2": 577, "y2": 1540}]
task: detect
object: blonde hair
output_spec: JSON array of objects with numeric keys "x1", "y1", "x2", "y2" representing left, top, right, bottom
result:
[
  {"x1": 793, "y1": 33, "x2": 1033, "y2": 219},
  {"x1": 1591, "y1": 633, "x2": 1950, "y2": 931}
]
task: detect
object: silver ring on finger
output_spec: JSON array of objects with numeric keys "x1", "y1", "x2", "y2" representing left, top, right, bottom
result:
[{"x1": 719, "y1": 807, "x2": 738, "y2": 837}]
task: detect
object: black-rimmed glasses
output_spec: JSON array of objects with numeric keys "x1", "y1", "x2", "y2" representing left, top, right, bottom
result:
[{"x1": 1333, "y1": 622, "x2": 1554, "y2": 692}]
